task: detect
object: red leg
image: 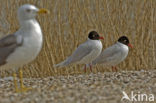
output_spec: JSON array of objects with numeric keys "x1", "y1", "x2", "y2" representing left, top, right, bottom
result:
[
  {"x1": 112, "y1": 66, "x2": 118, "y2": 72},
  {"x1": 111, "y1": 66, "x2": 113, "y2": 71},
  {"x1": 114, "y1": 67, "x2": 117, "y2": 72},
  {"x1": 89, "y1": 64, "x2": 92, "y2": 72},
  {"x1": 84, "y1": 65, "x2": 87, "y2": 73}
]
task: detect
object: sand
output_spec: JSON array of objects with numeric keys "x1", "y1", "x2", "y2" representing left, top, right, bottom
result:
[{"x1": 0, "y1": 70, "x2": 156, "y2": 103}]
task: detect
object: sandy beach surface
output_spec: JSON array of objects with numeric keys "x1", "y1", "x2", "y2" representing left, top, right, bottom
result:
[{"x1": 0, "y1": 70, "x2": 156, "y2": 103}]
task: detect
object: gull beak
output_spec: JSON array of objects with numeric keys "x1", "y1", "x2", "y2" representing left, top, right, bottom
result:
[
  {"x1": 99, "y1": 36, "x2": 104, "y2": 40},
  {"x1": 37, "y1": 8, "x2": 49, "y2": 14},
  {"x1": 128, "y1": 43, "x2": 133, "y2": 48}
]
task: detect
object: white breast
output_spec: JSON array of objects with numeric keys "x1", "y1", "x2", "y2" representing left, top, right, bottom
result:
[
  {"x1": 5, "y1": 20, "x2": 43, "y2": 68},
  {"x1": 79, "y1": 40, "x2": 103, "y2": 64},
  {"x1": 108, "y1": 43, "x2": 129, "y2": 66},
  {"x1": 117, "y1": 43, "x2": 129, "y2": 63}
]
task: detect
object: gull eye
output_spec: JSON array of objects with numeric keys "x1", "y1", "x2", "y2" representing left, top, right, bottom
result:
[
  {"x1": 124, "y1": 39, "x2": 127, "y2": 43},
  {"x1": 26, "y1": 9, "x2": 31, "y2": 13}
]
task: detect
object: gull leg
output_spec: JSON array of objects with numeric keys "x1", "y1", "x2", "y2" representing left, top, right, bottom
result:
[
  {"x1": 89, "y1": 64, "x2": 92, "y2": 72},
  {"x1": 13, "y1": 73, "x2": 20, "y2": 92},
  {"x1": 112, "y1": 66, "x2": 117, "y2": 72},
  {"x1": 19, "y1": 69, "x2": 31, "y2": 92},
  {"x1": 84, "y1": 65, "x2": 87, "y2": 73},
  {"x1": 114, "y1": 67, "x2": 117, "y2": 72},
  {"x1": 112, "y1": 66, "x2": 115, "y2": 72}
]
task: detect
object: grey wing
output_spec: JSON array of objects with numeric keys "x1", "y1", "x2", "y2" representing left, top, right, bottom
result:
[
  {"x1": 0, "y1": 34, "x2": 23, "y2": 66},
  {"x1": 92, "y1": 44, "x2": 121, "y2": 64},
  {"x1": 68, "y1": 42, "x2": 92, "y2": 64}
]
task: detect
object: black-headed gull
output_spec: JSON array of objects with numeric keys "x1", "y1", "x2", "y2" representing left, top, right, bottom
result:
[
  {"x1": 55, "y1": 31, "x2": 104, "y2": 72},
  {"x1": 92, "y1": 36, "x2": 133, "y2": 72}
]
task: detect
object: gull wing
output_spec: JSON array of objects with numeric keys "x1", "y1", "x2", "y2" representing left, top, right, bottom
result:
[
  {"x1": 68, "y1": 42, "x2": 93, "y2": 63},
  {"x1": 0, "y1": 34, "x2": 23, "y2": 66},
  {"x1": 92, "y1": 43, "x2": 121, "y2": 65},
  {"x1": 55, "y1": 41, "x2": 93, "y2": 67}
]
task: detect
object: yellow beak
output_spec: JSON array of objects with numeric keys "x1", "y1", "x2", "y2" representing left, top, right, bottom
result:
[{"x1": 37, "y1": 8, "x2": 49, "y2": 14}]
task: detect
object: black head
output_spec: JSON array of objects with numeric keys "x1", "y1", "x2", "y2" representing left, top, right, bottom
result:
[
  {"x1": 118, "y1": 36, "x2": 133, "y2": 48},
  {"x1": 88, "y1": 31, "x2": 104, "y2": 40}
]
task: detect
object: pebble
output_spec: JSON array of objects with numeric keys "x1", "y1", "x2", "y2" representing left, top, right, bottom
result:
[{"x1": 0, "y1": 70, "x2": 156, "y2": 103}]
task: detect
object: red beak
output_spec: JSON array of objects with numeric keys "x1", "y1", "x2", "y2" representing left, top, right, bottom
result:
[
  {"x1": 128, "y1": 43, "x2": 133, "y2": 48},
  {"x1": 99, "y1": 37, "x2": 104, "y2": 40}
]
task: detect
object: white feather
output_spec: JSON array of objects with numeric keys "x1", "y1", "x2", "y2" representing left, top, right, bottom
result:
[
  {"x1": 92, "y1": 42, "x2": 129, "y2": 66},
  {"x1": 54, "y1": 39, "x2": 103, "y2": 68}
]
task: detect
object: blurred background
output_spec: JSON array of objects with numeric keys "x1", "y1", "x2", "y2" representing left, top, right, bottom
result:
[{"x1": 0, "y1": 0, "x2": 155, "y2": 77}]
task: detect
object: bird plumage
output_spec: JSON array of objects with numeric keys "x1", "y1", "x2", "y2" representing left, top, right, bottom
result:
[
  {"x1": 55, "y1": 31, "x2": 104, "y2": 68},
  {"x1": 55, "y1": 39, "x2": 103, "y2": 67},
  {"x1": 92, "y1": 42, "x2": 129, "y2": 66},
  {"x1": 0, "y1": 4, "x2": 43, "y2": 71}
]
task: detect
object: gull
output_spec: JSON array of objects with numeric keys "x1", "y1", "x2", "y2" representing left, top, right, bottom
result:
[
  {"x1": 54, "y1": 31, "x2": 104, "y2": 72},
  {"x1": 0, "y1": 4, "x2": 49, "y2": 92},
  {"x1": 92, "y1": 36, "x2": 133, "y2": 72}
]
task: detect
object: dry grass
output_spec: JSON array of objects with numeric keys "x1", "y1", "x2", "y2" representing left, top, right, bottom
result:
[{"x1": 0, "y1": 0, "x2": 155, "y2": 77}]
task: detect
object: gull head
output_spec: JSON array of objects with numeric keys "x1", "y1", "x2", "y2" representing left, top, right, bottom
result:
[
  {"x1": 118, "y1": 36, "x2": 133, "y2": 48},
  {"x1": 17, "y1": 4, "x2": 49, "y2": 21},
  {"x1": 88, "y1": 31, "x2": 104, "y2": 40}
]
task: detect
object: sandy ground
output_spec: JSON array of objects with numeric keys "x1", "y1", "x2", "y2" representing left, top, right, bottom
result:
[{"x1": 0, "y1": 70, "x2": 156, "y2": 103}]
